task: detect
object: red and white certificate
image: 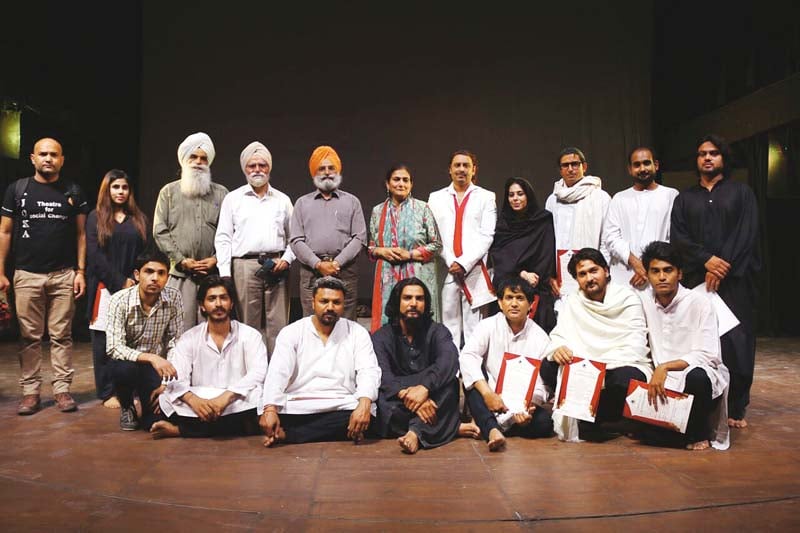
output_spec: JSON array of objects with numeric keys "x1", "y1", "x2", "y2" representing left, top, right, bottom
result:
[
  {"x1": 495, "y1": 352, "x2": 541, "y2": 413},
  {"x1": 623, "y1": 380, "x2": 694, "y2": 434},
  {"x1": 553, "y1": 357, "x2": 606, "y2": 422}
]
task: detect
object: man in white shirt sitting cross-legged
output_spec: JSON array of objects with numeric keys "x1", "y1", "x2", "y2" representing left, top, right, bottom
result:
[
  {"x1": 150, "y1": 275, "x2": 267, "y2": 439},
  {"x1": 259, "y1": 276, "x2": 382, "y2": 446}
]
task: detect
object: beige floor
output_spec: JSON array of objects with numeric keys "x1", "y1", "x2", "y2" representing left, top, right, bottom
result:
[{"x1": 0, "y1": 338, "x2": 798, "y2": 531}]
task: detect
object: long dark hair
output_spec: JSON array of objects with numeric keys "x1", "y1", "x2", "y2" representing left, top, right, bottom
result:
[
  {"x1": 385, "y1": 277, "x2": 433, "y2": 325},
  {"x1": 95, "y1": 169, "x2": 148, "y2": 247}
]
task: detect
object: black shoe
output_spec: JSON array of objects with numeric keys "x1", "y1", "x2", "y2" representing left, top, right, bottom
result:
[{"x1": 119, "y1": 406, "x2": 139, "y2": 431}]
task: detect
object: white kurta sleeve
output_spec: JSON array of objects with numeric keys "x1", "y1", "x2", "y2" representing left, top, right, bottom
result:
[
  {"x1": 459, "y1": 319, "x2": 492, "y2": 389},
  {"x1": 353, "y1": 326, "x2": 381, "y2": 401},
  {"x1": 214, "y1": 192, "x2": 235, "y2": 277},
  {"x1": 259, "y1": 326, "x2": 297, "y2": 413},
  {"x1": 227, "y1": 328, "x2": 269, "y2": 399},
  {"x1": 603, "y1": 195, "x2": 631, "y2": 264},
  {"x1": 458, "y1": 191, "x2": 496, "y2": 273}
]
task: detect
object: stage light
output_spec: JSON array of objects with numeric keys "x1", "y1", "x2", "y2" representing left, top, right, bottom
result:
[{"x1": 0, "y1": 107, "x2": 21, "y2": 159}]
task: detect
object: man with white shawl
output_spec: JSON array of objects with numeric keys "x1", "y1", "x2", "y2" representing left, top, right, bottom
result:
[
  {"x1": 154, "y1": 132, "x2": 229, "y2": 331},
  {"x1": 546, "y1": 248, "x2": 652, "y2": 442},
  {"x1": 545, "y1": 147, "x2": 611, "y2": 312},
  {"x1": 638, "y1": 241, "x2": 730, "y2": 450}
]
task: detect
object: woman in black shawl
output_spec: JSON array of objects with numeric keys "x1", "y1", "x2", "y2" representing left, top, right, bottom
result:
[{"x1": 489, "y1": 178, "x2": 556, "y2": 332}]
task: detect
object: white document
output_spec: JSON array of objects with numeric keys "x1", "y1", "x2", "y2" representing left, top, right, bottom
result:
[
  {"x1": 624, "y1": 384, "x2": 694, "y2": 434},
  {"x1": 461, "y1": 261, "x2": 497, "y2": 309},
  {"x1": 89, "y1": 287, "x2": 111, "y2": 332},
  {"x1": 691, "y1": 284, "x2": 740, "y2": 335},
  {"x1": 556, "y1": 250, "x2": 579, "y2": 308},
  {"x1": 553, "y1": 358, "x2": 604, "y2": 423},
  {"x1": 167, "y1": 386, "x2": 257, "y2": 418},
  {"x1": 495, "y1": 355, "x2": 540, "y2": 431}
]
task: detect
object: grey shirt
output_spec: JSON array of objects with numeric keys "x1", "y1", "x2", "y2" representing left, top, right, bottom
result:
[
  {"x1": 290, "y1": 189, "x2": 366, "y2": 268},
  {"x1": 153, "y1": 180, "x2": 229, "y2": 277}
]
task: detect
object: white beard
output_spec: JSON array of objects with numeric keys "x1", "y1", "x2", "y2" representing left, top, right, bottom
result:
[
  {"x1": 246, "y1": 172, "x2": 269, "y2": 189},
  {"x1": 180, "y1": 165, "x2": 212, "y2": 197},
  {"x1": 313, "y1": 173, "x2": 342, "y2": 193}
]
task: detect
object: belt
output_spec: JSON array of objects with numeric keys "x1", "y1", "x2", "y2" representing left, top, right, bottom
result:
[{"x1": 238, "y1": 252, "x2": 284, "y2": 260}]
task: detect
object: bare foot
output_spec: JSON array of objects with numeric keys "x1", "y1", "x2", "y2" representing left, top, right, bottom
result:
[
  {"x1": 398, "y1": 431, "x2": 420, "y2": 454},
  {"x1": 487, "y1": 428, "x2": 506, "y2": 451},
  {"x1": 727, "y1": 418, "x2": 748, "y2": 428},
  {"x1": 103, "y1": 396, "x2": 121, "y2": 409},
  {"x1": 150, "y1": 420, "x2": 180, "y2": 439},
  {"x1": 686, "y1": 440, "x2": 711, "y2": 451},
  {"x1": 262, "y1": 427, "x2": 286, "y2": 448},
  {"x1": 459, "y1": 421, "x2": 481, "y2": 439}
]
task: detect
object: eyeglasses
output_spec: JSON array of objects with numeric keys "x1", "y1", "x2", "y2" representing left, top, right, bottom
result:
[{"x1": 559, "y1": 161, "x2": 583, "y2": 169}]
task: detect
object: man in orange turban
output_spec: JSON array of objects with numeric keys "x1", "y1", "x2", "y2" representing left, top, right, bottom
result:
[{"x1": 290, "y1": 146, "x2": 366, "y2": 320}]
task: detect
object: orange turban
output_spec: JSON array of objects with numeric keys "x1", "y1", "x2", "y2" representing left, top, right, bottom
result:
[{"x1": 308, "y1": 145, "x2": 342, "y2": 177}]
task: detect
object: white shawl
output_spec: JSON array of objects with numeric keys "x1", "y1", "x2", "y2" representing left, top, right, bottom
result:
[
  {"x1": 552, "y1": 175, "x2": 606, "y2": 249},
  {"x1": 547, "y1": 283, "x2": 653, "y2": 441}
]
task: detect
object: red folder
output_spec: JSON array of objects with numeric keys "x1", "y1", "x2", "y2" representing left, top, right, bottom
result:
[
  {"x1": 555, "y1": 357, "x2": 606, "y2": 417},
  {"x1": 623, "y1": 380, "x2": 691, "y2": 432},
  {"x1": 495, "y1": 352, "x2": 541, "y2": 407}
]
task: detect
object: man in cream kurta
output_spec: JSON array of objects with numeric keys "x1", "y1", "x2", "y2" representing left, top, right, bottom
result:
[
  {"x1": 545, "y1": 147, "x2": 611, "y2": 312},
  {"x1": 151, "y1": 276, "x2": 267, "y2": 439},
  {"x1": 638, "y1": 241, "x2": 730, "y2": 450},
  {"x1": 460, "y1": 277, "x2": 554, "y2": 451},
  {"x1": 427, "y1": 150, "x2": 496, "y2": 347},
  {"x1": 260, "y1": 277, "x2": 381, "y2": 446},
  {"x1": 546, "y1": 248, "x2": 652, "y2": 442},
  {"x1": 603, "y1": 147, "x2": 678, "y2": 290}
]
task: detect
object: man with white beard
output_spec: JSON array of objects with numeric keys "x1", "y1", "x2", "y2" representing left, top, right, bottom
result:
[
  {"x1": 215, "y1": 142, "x2": 294, "y2": 355},
  {"x1": 290, "y1": 145, "x2": 367, "y2": 320},
  {"x1": 154, "y1": 132, "x2": 229, "y2": 331}
]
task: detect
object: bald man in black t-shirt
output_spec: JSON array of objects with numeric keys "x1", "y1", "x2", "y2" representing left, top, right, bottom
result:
[{"x1": 0, "y1": 138, "x2": 89, "y2": 415}]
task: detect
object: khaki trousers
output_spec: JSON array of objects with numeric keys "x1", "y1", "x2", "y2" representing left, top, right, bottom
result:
[
  {"x1": 14, "y1": 268, "x2": 76, "y2": 394},
  {"x1": 232, "y1": 257, "x2": 289, "y2": 357},
  {"x1": 299, "y1": 263, "x2": 358, "y2": 321}
]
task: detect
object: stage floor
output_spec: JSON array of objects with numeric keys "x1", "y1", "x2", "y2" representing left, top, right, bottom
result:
[{"x1": 0, "y1": 338, "x2": 798, "y2": 532}]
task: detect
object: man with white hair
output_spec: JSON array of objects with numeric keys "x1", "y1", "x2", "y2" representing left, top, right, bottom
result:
[
  {"x1": 154, "y1": 132, "x2": 229, "y2": 331},
  {"x1": 215, "y1": 141, "x2": 294, "y2": 355},
  {"x1": 290, "y1": 145, "x2": 367, "y2": 320}
]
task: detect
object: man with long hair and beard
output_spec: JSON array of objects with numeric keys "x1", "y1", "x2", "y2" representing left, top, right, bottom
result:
[
  {"x1": 153, "y1": 132, "x2": 228, "y2": 332},
  {"x1": 371, "y1": 278, "x2": 462, "y2": 454},
  {"x1": 289, "y1": 146, "x2": 366, "y2": 320}
]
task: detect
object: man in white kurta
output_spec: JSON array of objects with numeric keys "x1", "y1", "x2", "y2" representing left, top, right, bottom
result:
[
  {"x1": 460, "y1": 277, "x2": 554, "y2": 450},
  {"x1": 638, "y1": 241, "x2": 730, "y2": 450},
  {"x1": 603, "y1": 147, "x2": 678, "y2": 290},
  {"x1": 150, "y1": 276, "x2": 267, "y2": 439},
  {"x1": 215, "y1": 141, "x2": 294, "y2": 355},
  {"x1": 427, "y1": 150, "x2": 496, "y2": 347},
  {"x1": 545, "y1": 147, "x2": 611, "y2": 312},
  {"x1": 546, "y1": 248, "x2": 652, "y2": 442},
  {"x1": 260, "y1": 277, "x2": 381, "y2": 446}
]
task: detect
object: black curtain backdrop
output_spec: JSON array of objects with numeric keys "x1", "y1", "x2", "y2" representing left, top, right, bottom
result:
[{"x1": 139, "y1": 2, "x2": 653, "y2": 298}]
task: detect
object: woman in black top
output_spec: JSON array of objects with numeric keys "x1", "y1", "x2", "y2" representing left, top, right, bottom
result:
[
  {"x1": 489, "y1": 178, "x2": 557, "y2": 332},
  {"x1": 86, "y1": 170, "x2": 149, "y2": 407}
]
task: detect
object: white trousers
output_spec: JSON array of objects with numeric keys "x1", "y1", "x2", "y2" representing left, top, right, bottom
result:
[{"x1": 441, "y1": 279, "x2": 483, "y2": 348}]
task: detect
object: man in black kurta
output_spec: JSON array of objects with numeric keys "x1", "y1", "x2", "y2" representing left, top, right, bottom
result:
[
  {"x1": 670, "y1": 134, "x2": 759, "y2": 427},
  {"x1": 372, "y1": 278, "x2": 461, "y2": 453}
]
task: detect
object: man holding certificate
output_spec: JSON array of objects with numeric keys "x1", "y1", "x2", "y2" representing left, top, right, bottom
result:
[
  {"x1": 637, "y1": 241, "x2": 730, "y2": 450},
  {"x1": 460, "y1": 277, "x2": 554, "y2": 451},
  {"x1": 372, "y1": 278, "x2": 462, "y2": 454},
  {"x1": 546, "y1": 248, "x2": 652, "y2": 442}
]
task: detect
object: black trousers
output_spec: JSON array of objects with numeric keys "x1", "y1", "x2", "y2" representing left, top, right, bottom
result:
[
  {"x1": 595, "y1": 366, "x2": 647, "y2": 423},
  {"x1": 110, "y1": 359, "x2": 162, "y2": 431},
  {"x1": 641, "y1": 367, "x2": 718, "y2": 447},
  {"x1": 718, "y1": 276, "x2": 756, "y2": 420},
  {"x1": 385, "y1": 380, "x2": 461, "y2": 449},
  {"x1": 279, "y1": 410, "x2": 369, "y2": 444},
  {"x1": 166, "y1": 409, "x2": 259, "y2": 438},
  {"x1": 465, "y1": 386, "x2": 553, "y2": 440},
  {"x1": 91, "y1": 330, "x2": 114, "y2": 401}
]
